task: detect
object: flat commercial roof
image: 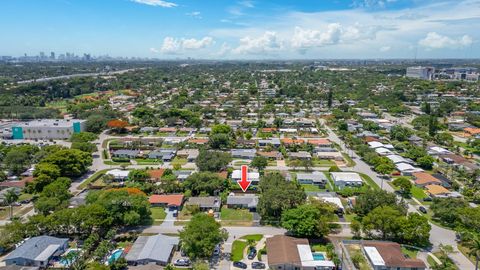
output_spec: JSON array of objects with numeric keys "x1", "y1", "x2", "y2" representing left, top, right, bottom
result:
[{"x1": 17, "y1": 119, "x2": 84, "y2": 128}]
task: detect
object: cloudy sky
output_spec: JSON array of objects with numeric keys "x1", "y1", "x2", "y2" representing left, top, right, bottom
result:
[{"x1": 0, "y1": 0, "x2": 479, "y2": 59}]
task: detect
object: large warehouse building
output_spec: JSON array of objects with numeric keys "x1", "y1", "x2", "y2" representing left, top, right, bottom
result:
[{"x1": 11, "y1": 119, "x2": 86, "y2": 140}]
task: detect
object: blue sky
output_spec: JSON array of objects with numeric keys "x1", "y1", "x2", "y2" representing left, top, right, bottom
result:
[{"x1": 0, "y1": 0, "x2": 479, "y2": 59}]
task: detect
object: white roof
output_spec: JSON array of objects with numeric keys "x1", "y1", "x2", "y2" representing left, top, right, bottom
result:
[
  {"x1": 368, "y1": 141, "x2": 384, "y2": 149},
  {"x1": 319, "y1": 197, "x2": 344, "y2": 210},
  {"x1": 375, "y1": 147, "x2": 393, "y2": 155},
  {"x1": 232, "y1": 170, "x2": 260, "y2": 180},
  {"x1": 429, "y1": 146, "x2": 450, "y2": 154},
  {"x1": 395, "y1": 162, "x2": 422, "y2": 172},
  {"x1": 363, "y1": 246, "x2": 385, "y2": 266},
  {"x1": 330, "y1": 172, "x2": 363, "y2": 182},
  {"x1": 279, "y1": 128, "x2": 297, "y2": 133},
  {"x1": 386, "y1": 154, "x2": 407, "y2": 164},
  {"x1": 297, "y1": 245, "x2": 335, "y2": 268},
  {"x1": 106, "y1": 169, "x2": 129, "y2": 178}
]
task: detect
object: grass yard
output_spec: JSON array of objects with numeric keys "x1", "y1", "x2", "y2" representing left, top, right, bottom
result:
[
  {"x1": 342, "y1": 153, "x2": 356, "y2": 167},
  {"x1": 312, "y1": 159, "x2": 335, "y2": 167},
  {"x1": 104, "y1": 160, "x2": 131, "y2": 166},
  {"x1": 346, "y1": 244, "x2": 371, "y2": 270},
  {"x1": 17, "y1": 193, "x2": 34, "y2": 202},
  {"x1": 150, "y1": 207, "x2": 167, "y2": 225},
  {"x1": 310, "y1": 243, "x2": 328, "y2": 252},
  {"x1": 233, "y1": 160, "x2": 250, "y2": 166},
  {"x1": 240, "y1": 234, "x2": 263, "y2": 242},
  {"x1": 77, "y1": 169, "x2": 110, "y2": 190},
  {"x1": 135, "y1": 158, "x2": 163, "y2": 165},
  {"x1": 411, "y1": 186, "x2": 428, "y2": 200},
  {"x1": 220, "y1": 207, "x2": 253, "y2": 226},
  {"x1": 359, "y1": 173, "x2": 380, "y2": 191},
  {"x1": 301, "y1": 184, "x2": 324, "y2": 192},
  {"x1": 458, "y1": 243, "x2": 478, "y2": 264},
  {"x1": 171, "y1": 157, "x2": 188, "y2": 166},
  {"x1": 401, "y1": 247, "x2": 419, "y2": 259},
  {"x1": 231, "y1": 240, "x2": 249, "y2": 261}
]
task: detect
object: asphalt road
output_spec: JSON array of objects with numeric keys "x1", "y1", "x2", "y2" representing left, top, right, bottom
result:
[{"x1": 321, "y1": 119, "x2": 475, "y2": 270}]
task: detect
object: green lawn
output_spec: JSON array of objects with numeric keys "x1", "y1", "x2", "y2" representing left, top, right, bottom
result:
[
  {"x1": 401, "y1": 247, "x2": 418, "y2": 259},
  {"x1": 240, "y1": 234, "x2": 263, "y2": 242},
  {"x1": 171, "y1": 157, "x2": 188, "y2": 166},
  {"x1": 310, "y1": 243, "x2": 328, "y2": 252},
  {"x1": 233, "y1": 160, "x2": 250, "y2": 166},
  {"x1": 220, "y1": 207, "x2": 253, "y2": 226},
  {"x1": 17, "y1": 193, "x2": 34, "y2": 202},
  {"x1": 312, "y1": 159, "x2": 335, "y2": 167},
  {"x1": 104, "y1": 160, "x2": 131, "y2": 166},
  {"x1": 359, "y1": 173, "x2": 380, "y2": 191},
  {"x1": 301, "y1": 184, "x2": 324, "y2": 192},
  {"x1": 411, "y1": 186, "x2": 428, "y2": 200},
  {"x1": 231, "y1": 240, "x2": 249, "y2": 261},
  {"x1": 150, "y1": 207, "x2": 167, "y2": 225},
  {"x1": 135, "y1": 158, "x2": 163, "y2": 165},
  {"x1": 342, "y1": 153, "x2": 356, "y2": 167},
  {"x1": 77, "y1": 169, "x2": 110, "y2": 190}
]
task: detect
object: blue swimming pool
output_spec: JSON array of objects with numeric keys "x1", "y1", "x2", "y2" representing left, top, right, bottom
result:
[
  {"x1": 108, "y1": 249, "x2": 124, "y2": 264},
  {"x1": 312, "y1": 253, "x2": 326, "y2": 261}
]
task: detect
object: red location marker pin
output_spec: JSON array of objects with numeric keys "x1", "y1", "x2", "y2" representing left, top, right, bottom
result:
[{"x1": 237, "y1": 165, "x2": 252, "y2": 192}]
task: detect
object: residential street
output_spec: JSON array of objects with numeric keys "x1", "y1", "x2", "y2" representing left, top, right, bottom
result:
[{"x1": 321, "y1": 119, "x2": 476, "y2": 270}]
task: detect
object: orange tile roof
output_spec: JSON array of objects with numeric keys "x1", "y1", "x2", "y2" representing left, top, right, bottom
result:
[
  {"x1": 262, "y1": 128, "x2": 278, "y2": 132},
  {"x1": 364, "y1": 136, "x2": 380, "y2": 143},
  {"x1": 425, "y1": 184, "x2": 450, "y2": 195},
  {"x1": 188, "y1": 138, "x2": 209, "y2": 144},
  {"x1": 281, "y1": 138, "x2": 304, "y2": 144},
  {"x1": 307, "y1": 138, "x2": 331, "y2": 145},
  {"x1": 149, "y1": 194, "x2": 184, "y2": 206},
  {"x1": 148, "y1": 169, "x2": 165, "y2": 180},
  {"x1": 464, "y1": 127, "x2": 480, "y2": 135},
  {"x1": 413, "y1": 172, "x2": 442, "y2": 185}
]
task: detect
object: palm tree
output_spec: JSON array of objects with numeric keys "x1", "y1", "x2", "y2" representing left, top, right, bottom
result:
[
  {"x1": 4, "y1": 189, "x2": 19, "y2": 219},
  {"x1": 464, "y1": 233, "x2": 480, "y2": 270}
]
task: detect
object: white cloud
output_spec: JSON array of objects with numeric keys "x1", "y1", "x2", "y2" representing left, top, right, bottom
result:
[
  {"x1": 186, "y1": 11, "x2": 202, "y2": 19},
  {"x1": 156, "y1": 36, "x2": 215, "y2": 54},
  {"x1": 149, "y1": 47, "x2": 159, "y2": 53},
  {"x1": 290, "y1": 23, "x2": 382, "y2": 53},
  {"x1": 182, "y1": 37, "x2": 214, "y2": 50},
  {"x1": 233, "y1": 31, "x2": 282, "y2": 55},
  {"x1": 239, "y1": 0, "x2": 255, "y2": 8},
  {"x1": 130, "y1": 0, "x2": 177, "y2": 8},
  {"x1": 419, "y1": 32, "x2": 473, "y2": 49},
  {"x1": 352, "y1": 0, "x2": 397, "y2": 9},
  {"x1": 291, "y1": 25, "x2": 342, "y2": 52},
  {"x1": 380, "y1": 46, "x2": 391, "y2": 52},
  {"x1": 160, "y1": 37, "x2": 182, "y2": 54}
]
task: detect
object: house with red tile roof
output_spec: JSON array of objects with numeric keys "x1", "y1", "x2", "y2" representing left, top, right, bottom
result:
[{"x1": 149, "y1": 194, "x2": 184, "y2": 210}]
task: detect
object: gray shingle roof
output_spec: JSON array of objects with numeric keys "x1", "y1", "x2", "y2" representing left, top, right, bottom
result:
[
  {"x1": 125, "y1": 234, "x2": 179, "y2": 263},
  {"x1": 5, "y1": 236, "x2": 68, "y2": 262},
  {"x1": 226, "y1": 195, "x2": 258, "y2": 208}
]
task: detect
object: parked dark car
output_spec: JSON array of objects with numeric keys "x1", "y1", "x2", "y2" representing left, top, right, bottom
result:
[
  {"x1": 423, "y1": 196, "x2": 433, "y2": 202},
  {"x1": 252, "y1": 262, "x2": 266, "y2": 269},
  {"x1": 213, "y1": 244, "x2": 221, "y2": 256},
  {"x1": 247, "y1": 247, "x2": 257, "y2": 260},
  {"x1": 419, "y1": 206, "x2": 427, "y2": 214},
  {"x1": 233, "y1": 262, "x2": 247, "y2": 269},
  {"x1": 174, "y1": 259, "x2": 191, "y2": 267}
]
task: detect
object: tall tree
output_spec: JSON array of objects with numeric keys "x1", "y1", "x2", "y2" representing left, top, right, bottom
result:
[{"x1": 179, "y1": 213, "x2": 228, "y2": 259}]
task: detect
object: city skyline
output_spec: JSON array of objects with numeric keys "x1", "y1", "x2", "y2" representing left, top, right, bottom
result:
[{"x1": 0, "y1": 0, "x2": 479, "y2": 59}]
